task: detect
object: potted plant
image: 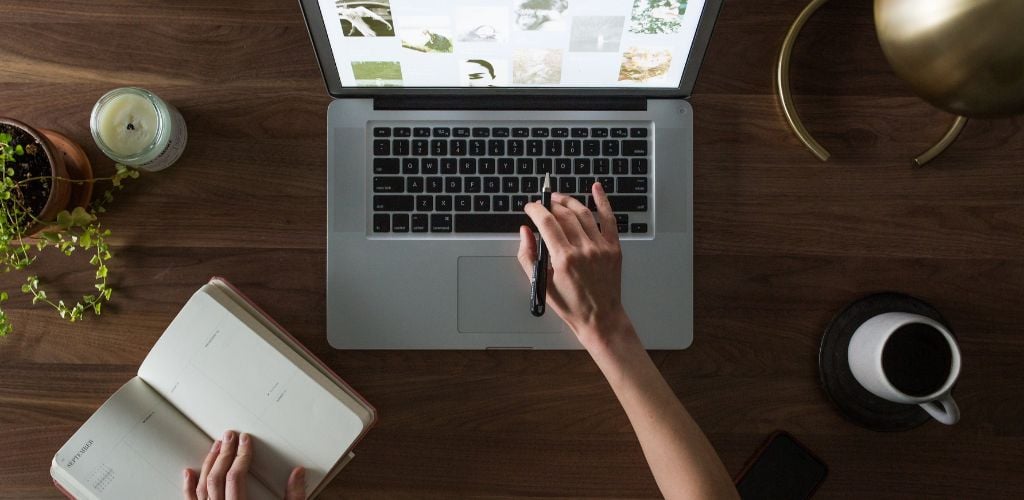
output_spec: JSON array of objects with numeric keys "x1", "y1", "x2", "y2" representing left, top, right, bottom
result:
[{"x1": 0, "y1": 117, "x2": 138, "y2": 335}]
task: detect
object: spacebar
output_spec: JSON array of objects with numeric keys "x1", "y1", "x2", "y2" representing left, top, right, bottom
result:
[{"x1": 455, "y1": 214, "x2": 535, "y2": 233}]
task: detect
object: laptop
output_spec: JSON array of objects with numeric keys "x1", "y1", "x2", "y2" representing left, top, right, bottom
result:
[{"x1": 299, "y1": 0, "x2": 721, "y2": 349}]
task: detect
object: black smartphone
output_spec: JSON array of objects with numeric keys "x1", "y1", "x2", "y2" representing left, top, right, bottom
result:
[{"x1": 735, "y1": 431, "x2": 828, "y2": 500}]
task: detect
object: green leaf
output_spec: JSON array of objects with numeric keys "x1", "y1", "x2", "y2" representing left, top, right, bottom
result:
[
  {"x1": 41, "y1": 231, "x2": 60, "y2": 243},
  {"x1": 14, "y1": 145, "x2": 24, "y2": 155},
  {"x1": 56, "y1": 210, "x2": 73, "y2": 229},
  {"x1": 0, "y1": 291, "x2": 7, "y2": 302},
  {"x1": 70, "y1": 206, "x2": 94, "y2": 226},
  {"x1": 96, "y1": 265, "x2": 108, "y2": 279}
]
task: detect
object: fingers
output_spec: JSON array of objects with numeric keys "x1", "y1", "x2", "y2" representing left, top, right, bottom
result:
[
  {"x1": 183, "y1": 469, "x2": 199, "y2": 500},
  {"x1": 524, "y1": 202, "x2": 570, "y2": 253},
  {"x1": 552, "y1": 193, "x2": 601, "y2": 243},
  {"x1": 516, "y1": 225, "x2": 537, "y2": 277},
  {"x1": 196, "y1": 440, "x2": 221, "y2": 500},
  {"x1": 591, "y1": 182, "x2": 619, "y2": 245},
  {"x1": 206, "y1": 431, "x2": 238, "y2": 500},
  {"x1": 225, "y1": 433, "x2": 253, "y2": 500},
  {"x1": 285, "y1": 467, "x2": 307, "y2": 500},
  {"x1": 549, "y1": 203, "x2": 588, "y2": 246}
]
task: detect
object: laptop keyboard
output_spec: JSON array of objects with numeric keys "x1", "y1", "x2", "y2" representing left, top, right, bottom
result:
[{"x1": 370, "y1": 123, "x2": 651, "y2": 236}]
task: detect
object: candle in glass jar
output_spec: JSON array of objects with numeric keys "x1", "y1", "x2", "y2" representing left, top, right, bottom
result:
[{"x1": 90, "y1": 87, "x2": 187, "y2": 172}]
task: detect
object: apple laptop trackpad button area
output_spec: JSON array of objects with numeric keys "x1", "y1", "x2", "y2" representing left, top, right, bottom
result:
[{"x1": 458, "y1": 257, "x2": 564, "y2": 334}]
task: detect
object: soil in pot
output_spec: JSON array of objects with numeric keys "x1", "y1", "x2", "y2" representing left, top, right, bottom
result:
[{"x1": 0, "y1": 122, "x2": 54, "y2": 219}]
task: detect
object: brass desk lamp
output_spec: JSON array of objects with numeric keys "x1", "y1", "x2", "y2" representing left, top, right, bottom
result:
[{"x1": 778, "y1": 0, "x2": 1024, "y2": 166}]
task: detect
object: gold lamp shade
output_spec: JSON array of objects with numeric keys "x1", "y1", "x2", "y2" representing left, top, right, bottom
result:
[{"x1": 875, "y1": 0, "x2": 1024, "y2": 118}]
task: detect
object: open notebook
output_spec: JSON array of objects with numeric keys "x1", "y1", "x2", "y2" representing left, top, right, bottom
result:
[{"x1": 51, "y1": 278, "x2": 376, "y2": 499}]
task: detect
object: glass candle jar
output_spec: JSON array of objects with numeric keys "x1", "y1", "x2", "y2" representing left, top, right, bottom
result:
[{"x1": 90, "y1": 87, "x2": 187, "y2": 172}]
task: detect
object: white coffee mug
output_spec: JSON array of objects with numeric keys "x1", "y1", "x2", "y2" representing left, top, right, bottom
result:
[{"x1": 848, "y1": 312, "x2": 961, "y2": 425}]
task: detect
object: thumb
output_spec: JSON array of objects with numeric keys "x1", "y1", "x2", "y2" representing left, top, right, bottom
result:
[
  {"x1": 285, "y1": 467, "x2": 306, "y2": 500},
  {"x1": 516, "y1": 225, "x2": 537, "y2": 278}
]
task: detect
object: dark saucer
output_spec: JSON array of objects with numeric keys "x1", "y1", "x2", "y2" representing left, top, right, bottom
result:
[{"x1": 819, "y1": 292, "x2": 953, "y2": 432}]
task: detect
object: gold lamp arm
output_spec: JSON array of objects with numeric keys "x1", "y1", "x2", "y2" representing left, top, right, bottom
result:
[{"x1": 776, "y1": 0, "x2": 968, "y2": 166}]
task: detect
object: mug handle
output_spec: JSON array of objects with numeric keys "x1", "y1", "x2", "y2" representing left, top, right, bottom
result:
[{"x1": 919, "y1": 394, "x2": 960, "y2": 425}]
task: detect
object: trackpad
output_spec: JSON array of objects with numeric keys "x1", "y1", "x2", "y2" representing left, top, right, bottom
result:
[{"x1": 458, "y1": 257, "x2": 564, "y2": 334}]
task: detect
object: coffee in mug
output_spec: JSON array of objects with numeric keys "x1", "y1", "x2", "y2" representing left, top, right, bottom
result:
[{"x1": 848, "y1": 313, "x2": 961, "y2": 425}]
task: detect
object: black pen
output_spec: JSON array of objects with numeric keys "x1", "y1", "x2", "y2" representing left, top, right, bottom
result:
[{"x1": 530, "y1": 173, "x2": 552, "y2": 317}]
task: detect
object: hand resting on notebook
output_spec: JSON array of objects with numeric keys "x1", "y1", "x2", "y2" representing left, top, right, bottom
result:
[
  {"x1": 183, "y1": 430, "x2": 305, "y2": 500},
  {"x1": 518, "y1": 183, "x2": 739, "y2": 500}
]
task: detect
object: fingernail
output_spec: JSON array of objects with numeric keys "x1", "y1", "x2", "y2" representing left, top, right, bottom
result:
[
  {"x1": 184, "y1": 469, "x2": 190, "y2": 480},
  {"x1": 211, "y1": 440, "x2": 221, "y2": 452},
  {"x1": 240, "y1": 433, "x2": 249, "y2": 444},
  {"x1": 223, "y1": 430, "x2": 234, "y2": 442},
  {"x1": 297, "y1": 468, "x2": 306, "y2": 481},
  {"x1": 594, "y1": 182, "x2": 604, "y2": 193}
]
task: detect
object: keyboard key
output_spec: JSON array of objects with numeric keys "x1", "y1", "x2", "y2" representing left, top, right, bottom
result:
[
  {"x1": 465, "y1": 176, "x2": 481, "y2": 193},
  {"x1": 607, "y1": 195, "x2": 648, "y2": 212},
  {"x1": 579, "y1": 177, "x2": 596, "y2": 192},
  {"x1": 373, "y1": 127, "x2": 391, "y2": 137},
  {"x1": 611, "y1": 128, "x2": 628, "y2": 138},
  {"x1": 502, "y1": 177, "x2": 520, "y2": 193},
  {"x1": 498, "y1": 158, "x2": 515, "y2": 174},
  {"x1": 431, "y1": 139, "x2": 447, "y2": 156},
  {"x1": 474, "y1": 195, "x2": 491, "y2": 211},
  {"x1": 451, "y1": 140, "x2": 467, "y2": 156},
  {"x1": 545, "y1": 139, "x2": 562, "y2": 156},
  {"x1": 459, "y1": 158, "x2": 476, "y2": 174},
  {"x1": 392, "y1": 214, "x2": 410, "y2": 232},
  {"x1": 493, "y1": 195, "x2": 510, "y2": 211},
  {"x1": 373, "y1": 214, "x2": 390, "y2": 232},
  {"x1": 393, "y1": 139, "x2": 410, "y2": 155},
  {"x1": 436, "y1": 195, "x2": 452, "y2": 211},
  {"x1": 630, "y1": 128, "x2": 648, "y2": 138},
  {"x1": 470, "y1": 139, "x2": 486, "y2": 156},
  {"x1": 512, "y1": 127, "x2": 530, "y2": 137},
  {"x1": 432, "y1": 127, "x2": 451, "y2": 137},
  {"x1": 631, "y1": 158, "x2": 649, "y2": 174},
  {"x1": 431, "y1": 213, "x2": 453, "y2": 232},
  {"x1": 484, "y1": 177, "x2": 500, "y2": 193},
  {"x1": 571, "y1": 127, "x2": 589, "y2": 137},
  {"x1": 617, "y1": 223, "x2": 629, "y2": 233},
  {"x1": 531, "y1": 127, "x2": 550, "y2": 137},
  {"x1": 512, "y1": 196, "x2": 529, "y2": 211},
  {"x1": 508, "y1": 140, "x2": 524, "y2": 156},
  {"x1": 445, "y1": 178, "x2": 462, "y2": 193},
  {"x1": 522, "y1": 176, "x2": 539, "y2": 193},
  {"x1": 427, "y1": 176, "x2": 443, "y2": 193},
  {"x1": 412, "y1": 214, "x2": 428, "y2": 232},
  {"x1": 413, "y1": 127, "x2": 430, "y2": 137},
  {"x1": 453, "y1": 127, "x2": 471, "y2": 137},
  {"x1": 615, "y1": 214, "x2": 629, "y2": 224},
  {"x1": 416, "y1": 195, "x2": 433, "y2": 211},
  {"x1": 527, "y1": 140, "x2": 543, "y2": 156},
  {"x1": 565, "y1": 140, "x2": 581, "y2": 156},
  {"x1": 598, "y1": 176, "x2": 615, "y2": 193},
  {"x1": 373, "y1": 139, "x2": 390, "y2": 156},
  {"x1": 584, "y1": 140, "x2": 600, "y2": 156},
  {"x1": 595, "y1": 158, "x2": 610, "y2": 175},
  {"x1": 455, "y1": 195, "x2": 471, "y2": 211},
  {"x1": 537, "y1": 158, "x2": 553, "y2": 174},
  {"x1": 480, "y1": 158, "x2": 496, "y2": 174},
  {"x1": 622, "y1": 140, "x2": 648, "y2": 156},
  {"x1": 552, "y1": 128, "x2": 569, "y2": 138},
  {"x1": 456, "y1": 214, "x2": 532, "y2": 232},
  {"x1": 591, "y1": 128, "x2": 609, "y2": 138},
  {"x1": 558, "y1": 177, "x2": 576, "y2": 193},
  {"x1": 602, "y1": 140, "x2": 619, "y2": 156},
  {"x1": 618, "y1": 177, "x2": 648, "y2": 193},
  {"x1": 406, "y1": 177, "x2": 424, "y2": 193},
  {"x1": 394, "y1": 127, "x2": 411, "y2": 137},
  {"x1": 574, "y1": 158, "x2": 591, "y2": 174},
  {"x1": 472, "y1": 127, "x2": 490, "y2": 137},
  {"x1": 441, "y1": 158, "x2": 457, "y2": 174},
  {"x1": 555, "y1": 158, "x2": 572, "y2": 175},
  {"x1": 488, "y1": 139, "x2": 505, "y2": 156},
  {"x1": 402, "y1": 158, "x2": 419, "y2": 174},
  {"x1": 517, "y1": 158, "x2": 534, "y2": 175},
  {"x1": 631, "y1": 223, "x2": 648, "y2": 233},
  {"x1": 612, "y1": 158, "x2": 629, "y2": 175},
  {"x1": 374, "y1": 158, "x2": 400, "y2": 174},
  {"x1": 422, "y1": 158, "x2": 439, "y2": 174},
  {"x1": 374, "y1": 176, "x2": 404, "y2": 193},
  {"x1": 492, "y1": 127, "x2": 510, "y2": 137},
  {"x1": 373, "y1": 195, "x2": 413, "y2": 211}
]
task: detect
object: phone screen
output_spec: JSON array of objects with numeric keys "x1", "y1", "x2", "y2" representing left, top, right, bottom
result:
[{"x1": 736, "y1": 432, "x2": 828, "y2": 500}]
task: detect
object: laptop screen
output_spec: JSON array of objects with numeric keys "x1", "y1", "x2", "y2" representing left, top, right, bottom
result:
[{"x1": 315, "y1": 0, "x2": 707, "y2": 89}]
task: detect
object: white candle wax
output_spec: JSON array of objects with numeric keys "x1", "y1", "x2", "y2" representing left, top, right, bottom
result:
[{"x1": 94, "y1": 93, "x2": 159, "y2": 156}]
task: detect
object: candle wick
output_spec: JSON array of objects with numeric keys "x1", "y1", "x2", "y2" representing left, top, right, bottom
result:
[{"x1": 126, "y1": 123, "x2": 135, "y2": 131}]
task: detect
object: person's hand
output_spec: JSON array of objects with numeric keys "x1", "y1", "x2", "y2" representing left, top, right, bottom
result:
[
  {"x1": 183, "y1": 430, "x2": 305, "y2": 500},
  {"x1": 518, "y1": 182, "x2": 632, "y2": 348}
]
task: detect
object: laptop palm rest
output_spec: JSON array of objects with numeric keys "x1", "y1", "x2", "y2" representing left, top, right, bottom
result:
[{"x1": 457, "y1": 256, "x2": 564, "y2": 334}]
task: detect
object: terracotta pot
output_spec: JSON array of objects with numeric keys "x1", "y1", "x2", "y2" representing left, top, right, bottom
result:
[{"x1": 0, "y1": 118, "x2": 92, "y2": 236}]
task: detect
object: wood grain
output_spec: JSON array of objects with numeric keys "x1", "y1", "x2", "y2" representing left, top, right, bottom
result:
[{"x1": 1, "y1": 0, "x2": 1022, "y2": 498}]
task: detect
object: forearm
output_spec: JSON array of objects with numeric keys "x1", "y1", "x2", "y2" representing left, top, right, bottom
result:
[{"x1": 581, "y1": 317, "x2": 738, "y2": 500}]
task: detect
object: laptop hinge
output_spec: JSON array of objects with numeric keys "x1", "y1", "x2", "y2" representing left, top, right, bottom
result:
[{"x1": 374, "y1": 95, "x2": 647, "y2": 111}]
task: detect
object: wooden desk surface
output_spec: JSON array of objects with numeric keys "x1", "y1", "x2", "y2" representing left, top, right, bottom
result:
[{"x1": 2, "y1": 1, "x2": 1022, "y2": 498}]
